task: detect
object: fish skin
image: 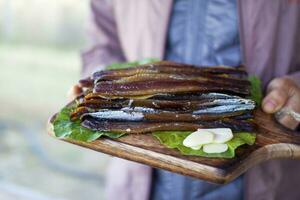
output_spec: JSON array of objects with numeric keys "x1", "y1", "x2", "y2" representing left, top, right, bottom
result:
[
  {"x1": 77, "y1": 95, "x2": 254, "y2": 110},
  {"x1": 93, "y1": 79, "x2": 250, "y2": 97},
  {"x1": 79, "y1": 109, "x2": 248, "y2": 122},
  {"x1": 84, "y1": 92, "x2": 249, "y2": 101},
  {"x1": 78, "y1": 77, "x2": 94, "y2": 88},
  {"x1": 81, "y1": 117, "x2": 255, "y2": 134},
  {"x1": 112, "y1": 73, "x2": 250, "y2": 87},
  {"x1": 193, "y1": 104, "x2": 255, "y2": 114},
  {"x1": 82, "y1": 110, "x2": 144, "y2": 121},
  {"x1": 92, "y1": 61, "x2": 247, "y2": 82},
  {"x1": 71, "y1": 93, "x2": 255, "y2": 121}
]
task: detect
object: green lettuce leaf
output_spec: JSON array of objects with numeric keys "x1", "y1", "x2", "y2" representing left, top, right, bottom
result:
[
  {"x1": 53, "y1": 103, "x2": 125, "y2": 142},
  {"x1": 248, "y1": 75, "x2": 263, "y2": 106},
  {"x1": 53, "y1": 58, "x2": 159, "y2": 141},
  {"x1": 152, "y1": 131, "x2": 256, "y2": 158}
]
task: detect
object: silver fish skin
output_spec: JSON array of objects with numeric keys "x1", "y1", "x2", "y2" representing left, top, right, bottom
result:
[
  {"x1": 121, "y1": 107, "x2": 156, "y2": 113},
  {"x1": 199, "y1": 93, "x2": 235, "y2": 99},
  {"x1": 210, "y1": 98, "x2": 255, "y2": 106},
  {"x1": 193, "y1": 104, "x2": 255, "y2": 114},
  {"x1": 82, "y1": 110, "x2": 144, "y2": 121}
]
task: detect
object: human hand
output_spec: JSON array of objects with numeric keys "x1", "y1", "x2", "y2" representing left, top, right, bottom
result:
[
  {"x1": 67, "y1": 84, "x2": 83, "y2": 101},
  {"x1": 262, "y1": 77, "x2": 300, "y2": 130}
]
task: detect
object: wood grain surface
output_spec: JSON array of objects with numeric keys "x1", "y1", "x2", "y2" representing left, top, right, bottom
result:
[{"x1": 48, "y1": 109, "x2": 300, "y2": 184}]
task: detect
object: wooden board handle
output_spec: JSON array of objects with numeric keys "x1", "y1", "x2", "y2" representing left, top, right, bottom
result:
[{"x1": 255, "y1": 109, "x2": 300, "y2": 145}]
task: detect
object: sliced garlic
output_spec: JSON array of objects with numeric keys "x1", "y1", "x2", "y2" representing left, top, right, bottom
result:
[
  {"x1": 202, "y1": 128, "x2": 233, "y2": 144},
  {"x1": 203, "y1": 143, "x2": 228, "y2": 153},
  {"x1": 190, "y1": 145, "x2": 202, "y2": 150},
  {"x1": 183, "y1": 130, "x2": 214, "y2": 147}
]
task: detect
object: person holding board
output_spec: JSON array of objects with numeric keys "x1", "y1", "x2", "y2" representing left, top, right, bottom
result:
[{"x1": 69, "y1": 0, "x2": 300, "y2": 199}]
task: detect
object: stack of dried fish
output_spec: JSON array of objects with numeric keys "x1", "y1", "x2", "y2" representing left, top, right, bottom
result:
[{"x1": 71, "y1": 61, "x2": 256, "y2": 134}]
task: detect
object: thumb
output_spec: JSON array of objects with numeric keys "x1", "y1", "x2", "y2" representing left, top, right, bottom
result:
[
  {"x1": 262, "y1": 78, "x2": 290, "y2": 114},
  {"x1": 262, "y1": 89, "x2": 288, "y2": 114},
  {"x1": 67, "y1": 84, "x2": 83, "y2": 101}
]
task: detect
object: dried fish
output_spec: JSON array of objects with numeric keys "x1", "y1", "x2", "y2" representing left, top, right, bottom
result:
[
  {"x1": 71, "y1": 61, "x2": 257, "y2": 134},
  {"x1": 92, "y1": 61, "x2": 247, "y2": 82},
  {"x1": 93, "y1": 79, "x2": 250, "y2": 97},
  {"x1": 81, "y1": 117, "x2": 255, "y2": 134},
  {"x1": 77, "y1": 95, "x2": 254, "y2": 110},
  {"x1": 80, "y1": 109, "x2": 247, "y2": 122},
  {"x1": 113, "y1": 73, "x2": 250, "y2": 87}
]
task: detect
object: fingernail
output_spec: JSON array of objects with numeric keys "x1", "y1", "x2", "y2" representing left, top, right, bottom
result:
[{"x1": 264, "y1": 100, "x2": 277, "y2": 113}]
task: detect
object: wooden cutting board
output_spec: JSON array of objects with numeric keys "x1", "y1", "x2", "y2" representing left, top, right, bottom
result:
[{"x1": 48, "y1": 109, "x2": 300, "y2": 184}]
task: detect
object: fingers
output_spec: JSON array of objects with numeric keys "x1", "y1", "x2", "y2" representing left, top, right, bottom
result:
[
  {"x1": 262, "y1": 89, "x2": 288, "y2": 113},
  {"x1": 262, "y1": 78, "x2": 292, "y2": 114},
  {"x1": 262, "y1": 77, "x2": 300, "y2": 130},
  {"x1": 276, "y1": 112, "x2": 299, "y2": 130},
  {"x1": 278, "y1": 87, "x2": 300, "y2": 130},
  {"x1": 67, "y1": 84, "x2": 83, "y2": 101}
]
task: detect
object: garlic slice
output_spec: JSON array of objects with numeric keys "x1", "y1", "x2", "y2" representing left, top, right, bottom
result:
[
  {"x1": 203, "y1": 143, "x2": 228, "y2": 153},
  {"x1": 190, "y1": 145, "x2": 202, "y2": 150},
  {"x1": 183, "y1": 130, "x2": 214, "y2": 147},
  {"x1": 202, "y1": 128, "x2": 233, "y2": 144}
]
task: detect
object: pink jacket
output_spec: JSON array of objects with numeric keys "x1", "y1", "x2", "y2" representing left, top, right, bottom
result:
[{"x1": 82, "y1": 0, "x2": 300, "y2": 199}]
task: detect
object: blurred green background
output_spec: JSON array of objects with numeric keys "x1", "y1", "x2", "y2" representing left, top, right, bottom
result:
[{"x1": 0, "y1": 0, "x2": 109, "y2": 199}]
